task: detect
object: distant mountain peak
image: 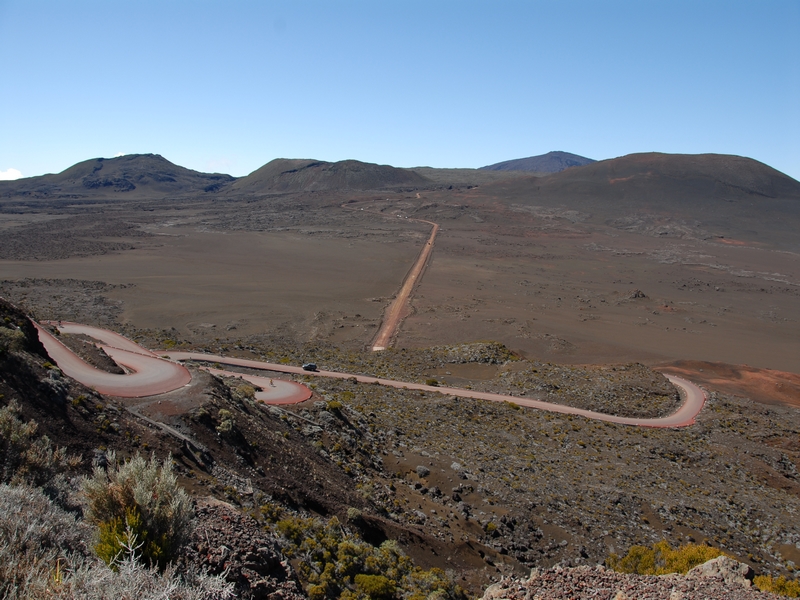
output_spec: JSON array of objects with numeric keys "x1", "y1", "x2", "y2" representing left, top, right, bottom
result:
[
  {"x1": 231, "y1": 158, "x2": 430, "y2": 193},
  {"x1": 481, "y1": 151, "x2": 595, "y2": 173}
]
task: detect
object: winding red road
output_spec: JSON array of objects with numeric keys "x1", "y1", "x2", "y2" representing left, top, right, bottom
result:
[
  {"x1": 36, "y1": 322, "x2": 706, "y2": 427},
  {"x1": 35, "y1": 322, "x2": 191, "y2": 398}
]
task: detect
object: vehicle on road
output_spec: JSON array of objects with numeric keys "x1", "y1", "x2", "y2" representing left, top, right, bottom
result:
[{"x1": 302, "y1": 362, "x2": 318, "y2": 372}]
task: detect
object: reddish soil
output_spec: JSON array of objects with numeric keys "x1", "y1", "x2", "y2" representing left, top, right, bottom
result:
[{"x1": 658, "y1": 360, "x2": 800, "y2": 408}]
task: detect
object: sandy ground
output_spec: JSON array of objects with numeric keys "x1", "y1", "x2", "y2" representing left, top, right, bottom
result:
[
  {"x1": 0, "y1": 226, "x2": 419, "y2": 343},
  {"x1": 399, "y1": 219, "x2": 800, "y2": 374},
  {"x1": 1, "y1": 189, "x2": 797, "y2": 388}
]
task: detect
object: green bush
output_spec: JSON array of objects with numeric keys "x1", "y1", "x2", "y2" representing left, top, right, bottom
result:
[
  {"x1": 216, "y1": 409, "x2": 234, "y2": 436},
  {"x1": 0, "y1": 484, "x2": 233, "y2": 599},
  {"x1": 82, "y1": 452, "x2": 193, "y2": 570},
  {"x1": 235, "y1": 384, "x2": 256, "y2": 400}
]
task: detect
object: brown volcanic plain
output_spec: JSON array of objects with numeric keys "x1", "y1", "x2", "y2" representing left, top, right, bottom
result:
[
  {"x1": 2, "y1": 152, "x2": 800, "y2": 594},
  {"x1": 1, "y1": 151, "x2": 798, "y2": 374}
]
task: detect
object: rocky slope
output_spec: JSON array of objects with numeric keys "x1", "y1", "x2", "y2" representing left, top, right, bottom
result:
[
  {"x1": 3, "y1": 294, "x2": 800, "y2": 596},
  {"x1": 481, "y1": 557, "x2": 783, "y2": 600}
]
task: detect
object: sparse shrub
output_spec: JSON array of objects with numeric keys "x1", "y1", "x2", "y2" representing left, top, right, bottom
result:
[
  {"x1": 354, "y1": 573, "x2": 396, "y2": 599},
  {"x1": 216, "y1": 409, "x2": 234, "y2": 436},
  {"x1": 754, "y1": 574, "x2": 800, "y2": 597},
  {"x1": 235, "y1": 384, "x2": 256, "y2": 400},
  {"x1": 94, "y1": 506, "x2": 162, "y2": 569},
  {"x1": 0, "y1": 400, "x2": 79, "y2": 487},
  {"x1": 0, "y1": 483, "x2": 234, "y2": 599},
  {"x1": 346, "y1": 507, "x2": 363, "y2": 524},
  {"x1": 0, "y1": 327, "x2": 25, "y2": 354},
  {"x1": 193, "y1": 406, "x2": 211, "y2": 423},
  {"x1": 82, "y1": 451, "x2": 193, "y2": 570},
  {"x1": 327, "y1": 400, "x2": 343, "y2": 411},
  {"x1": 0, "y1": 483, "x2": 90, "y2": 595},
  {"x1": 259, "y1": 501, "x2": 286, "y2": 523},
  {"x1": 425, "y1": 378, "x2": 439, "y2": 387},
  {"x1": 271, "y1": 513, "x2": 465, "y2": 600},
  {"x1": 607, "y1": 540, "x2": 725, "y2": 575}
]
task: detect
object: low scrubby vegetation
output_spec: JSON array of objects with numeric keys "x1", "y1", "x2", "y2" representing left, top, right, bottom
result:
[
  {"x1": 0, "y1": 399, "x2": 79, "y2": 488},
  {"x1": 0, "y1": 484, "x2": 234, "y2": 599},
  {"x1": 607, "y1": 540, "x2": 725, "y2": 575},
  {"x1": 82, "y1": 451, "x2": 194, "y2": 570},
  {"x1": 754, "y1": 575, "x2": 800, "y2": 597},
  {"x1": 259, "y1": 504, "x2": 467, "y2": 600},
  {"x1": 0, "y1": 399, "x2": 233, "y2": 599},
  {"x1": 608, "y1": 541, "x2": 800, "y2": 597}
]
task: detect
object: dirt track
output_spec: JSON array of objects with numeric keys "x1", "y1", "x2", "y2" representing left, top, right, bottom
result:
[{"x1": 371, "y1": 218, "x2": 439, "y2": 350}]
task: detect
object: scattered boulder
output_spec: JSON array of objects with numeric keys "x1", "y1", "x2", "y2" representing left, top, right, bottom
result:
[{"x1": 686, "y1": 555, "x2": 754, "y2": 588}]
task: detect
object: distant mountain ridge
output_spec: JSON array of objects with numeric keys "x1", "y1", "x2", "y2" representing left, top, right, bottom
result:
[
  {"x1": 480, "y1": 152, "x2": 800, "y2": 251},
  {"x1": 481, "y1": 151, "x2": 595, "y2": 173},
  {"x1": 0, "y1": 154, "x2": 234, "y2": 199},
  {"x1": 230, "y1": 158, "x2": 430, "y2": 194}
]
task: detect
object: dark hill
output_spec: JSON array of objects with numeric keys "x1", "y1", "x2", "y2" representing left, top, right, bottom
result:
[
  {"x1": 231, "y1": 158, "x2": 430, "y2": 194},
  {"x1": 0, "y1": 154, "x2": 235, "y2": 200},
  {"x1": 482, "y1": 152, "x2": 800, "y2": 250},
  {"x1": 481, "y1": 151, "x2": 595, "y2": 173}
]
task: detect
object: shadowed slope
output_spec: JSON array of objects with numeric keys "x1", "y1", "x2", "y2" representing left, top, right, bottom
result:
[
  {"x1": 482, "y1": 152, "x2": 800, "y2": 250},
  {"x1": 481, "y1": 150, "x2": 595, "y2": 173},
  {"x1": 0, "y1": 154, "x2": 235, "y2": 200}
]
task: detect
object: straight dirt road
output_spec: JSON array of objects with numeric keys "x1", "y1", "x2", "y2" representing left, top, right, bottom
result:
[{"x1": 371, "y1": 218, "x2": 439, "y2": 351}]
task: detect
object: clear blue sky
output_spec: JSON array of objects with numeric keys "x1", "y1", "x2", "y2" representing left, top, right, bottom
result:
[{"x1": 1, "y1": 1, "x2": 798, "y2": 180}]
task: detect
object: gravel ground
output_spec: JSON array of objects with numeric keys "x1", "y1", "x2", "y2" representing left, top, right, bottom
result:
[
  {"x1": 179, "y1": 498, "x2": 305, "y2": 600},
  {"x1": 483, "y1": 563, "x2": 783, "y2": 600}
]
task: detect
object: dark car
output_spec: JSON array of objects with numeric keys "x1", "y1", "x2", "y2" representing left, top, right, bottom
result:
[{"x1": 302, "y1": 363, "x2": 318, "y2": 372}]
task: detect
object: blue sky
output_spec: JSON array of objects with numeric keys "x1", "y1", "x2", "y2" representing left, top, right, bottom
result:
[{"x1": 1, "y1": 1, "x2": 798, "y2": 180}]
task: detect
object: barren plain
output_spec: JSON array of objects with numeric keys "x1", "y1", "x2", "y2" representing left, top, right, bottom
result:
[
  {"x1": 1, "y1": 175, "x2": 798, "y2": 375},
  {"x1": 1, "y1": 152, "x2": 799, "y2": 597}
]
